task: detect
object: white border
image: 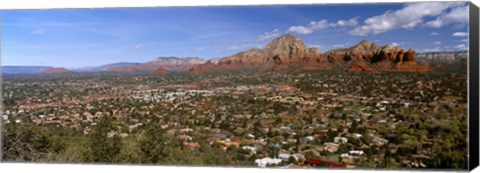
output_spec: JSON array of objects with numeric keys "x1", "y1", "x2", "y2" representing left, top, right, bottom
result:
[{"x1": 0, "y1": 0, "x2": 478, "y2": 173}]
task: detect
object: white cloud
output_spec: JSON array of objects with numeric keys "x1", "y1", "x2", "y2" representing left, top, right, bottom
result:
[
  {"x1": 257, "y1": 29, "x2": 281, "y2": 42},
  {"x1": 425, "y1": 5, "x2": 468, "y2": 28},
  {"x1": 330, "y1": 17, "x2": 358, "y2": 27},
  {"x1": 288, "y1": 26, "x2": 313, "y2": 35},
  {"x1": 349, "y1": 2, "x2": 465, "y2": 36},
  {"x1": 31, "y1": 28, "x2": 45, "y2": 35},
  {"x1": 195, "y1": 47, "x2": 205, "y2": 51},
  {"x1": 455, "y1": 44, "x2": 467, "y2": 50},
  {"x1": 433, "y1": 41, "x2": 442, "y2": 45},
  {"x1": 288, "y1": 18, "x2": 357, "y2": 35},
  {"x1": 308, "y1": 19, "x2": 330, "y2": 30},
  {"x1": 134, "y1": 44, "x2": 144, "y2": 50},
  {"x1": 430, "y1": 32, "x2": 441, "y2": 35},
  {"x1": 452, "y1": 32, "x2": 468, "y2": 37}
]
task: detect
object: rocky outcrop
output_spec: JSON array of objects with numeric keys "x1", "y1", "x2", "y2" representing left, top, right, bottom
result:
[
  {"x1": 189, "y1": 34, "x2": 331, "y2": 74},
  {"x1": 155, "y1": 66, "x2": 169, "y2": 76},
  {"x1": 141, "y1": 57, "x2": 205, "y2": 72},
  {"x1": 415, "y1": 51, "x2": 467, "y2": 73},
  {"x1": 329, "y1": 41, "x2": 429, "y2": 72},
  {"x1": 416, "y1": 51, "x2": 467, "y2": 67},
  {"x1": 189, "y1": 35, "x2": 430, "y2": 74},
  {"x1": 345, "y1": 63, "x2": 374, "y2": 72},
  {"x1": 40, "y1": 67, "x2": 71, "y2": 74}
]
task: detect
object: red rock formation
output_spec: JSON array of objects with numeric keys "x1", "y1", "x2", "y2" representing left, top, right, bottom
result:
[
  {"x1": 155, "y1": 66, "x2": 169, "y2": 76},
  {"x1": 40, "y1": 67, "x2": 71, "y2": 74},
  {"x1": 188, "y1": 61, "x2": 222, "y2": 74},
  {"x1": 346, "y1": 63, "x2": 374, "y2": 72},
  {"x1": 189, "y1": 35, "x2": 430, "y2": 74},
  {"x1": 189, "y1": 34, "x2": 330, "y2": 74}
]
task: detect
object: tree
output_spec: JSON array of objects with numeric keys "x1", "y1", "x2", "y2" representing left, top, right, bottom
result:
[
  {"x1": 138, "y1": 122, "x2": 167, "y2": 163},
  {"x1": 2, "y1": 123, "x2": 57, "y2": 161},
  {"x1": 84, "y1": 115, "x2": 123, "y2": 163}
]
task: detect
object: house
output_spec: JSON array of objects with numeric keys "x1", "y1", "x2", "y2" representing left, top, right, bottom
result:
[
  {"x1": 278, "y1": 152, "x2": 294, "y2": 160},
  {"x1": 334, "y1": 137, "x2": 348, "y2": 144},
  {"x1": 177, "y1": 134, "x2": 192, "y2": 141},
  {"x1": 107, "y1": 131, "x2": 117, "y2": 138},
  {"x1": 305, "y1": 136, "x2": 315, "y2": 141},
  {"x1": 324, "y1": 143, "x2": 339, "y2": 153},
  {"x1": 372, "y1": 136, "x2": 389, "y2": 146},
  {"x1": 352, "y1": 133, "x2": 363, "y2": 139},
  {"x1": 255, "y1": 157, "x2": 282, "y2": 167},
  {"x1": 349, "y1": 150, "x2": 364, "y2": 155},
  {"x1": 183, "y1": 142, "x2": 200, "y2": 149}
]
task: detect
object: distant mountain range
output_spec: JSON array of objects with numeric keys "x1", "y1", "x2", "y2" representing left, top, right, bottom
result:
[
  {"x1": 73, "y1": 62, "x2": 141, "y2": 72},
  {"x1": 1, "y1": 66, "x2": 54, "y2": 74},
  {"x1": 1, "y1": 36, "x2": 468, "y2": 75},
  {"x1": 2, "y1": 57, "x2": 206, "y2": 74}
]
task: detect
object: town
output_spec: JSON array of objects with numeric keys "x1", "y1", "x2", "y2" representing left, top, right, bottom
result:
[{"x1": 2, "y1": 70, "x2": 468, "y2": 169}]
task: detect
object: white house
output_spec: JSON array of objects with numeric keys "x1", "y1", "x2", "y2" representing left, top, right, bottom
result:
[{"x1": 255, "y1": 157, "x2": 282, "y2": 167}]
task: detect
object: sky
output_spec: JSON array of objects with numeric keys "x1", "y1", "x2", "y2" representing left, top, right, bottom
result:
[{"x1": 1, "y1": 2, "x2": 470, "y2": 68}]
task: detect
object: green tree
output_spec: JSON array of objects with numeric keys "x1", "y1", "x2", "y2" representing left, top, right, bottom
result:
[
  {"x1": 84, "y1": 115, "x2": 123, "y2": 163},
  {"x1": 138, "y1": 123, "x2": 167, "y2": 163},
  {"x1": 2, "y1": 123, "x2": 56, "y2": 161}
]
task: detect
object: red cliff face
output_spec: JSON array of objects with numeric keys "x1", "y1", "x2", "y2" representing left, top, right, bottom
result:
[
  {"x1": 155, "y1": 66, "x2": 169, "y2": 76},
  {"x1": 189, "y1": 34, "x2": 330, "y2": 74},
  {"x1": 345, "y1": 63, "x2": 374, "y2": 73},
  {"x1": 338, "y1": 42, "x2": 430, "y2": 73},
  {"x1": 189, "y1": 35, "x2": 430, "y2": 74},
  {"x1": 40, "y1": 67, "x2": 71, "y2": 74}
]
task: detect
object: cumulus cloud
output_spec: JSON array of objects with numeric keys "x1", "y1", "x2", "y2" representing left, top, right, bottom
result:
[
  {"x1": 288, "y1": 26, "x2": 313, "y2": 35},
  {"x1": 349, "y1": 2, "x2": 465, "y2": 36},
  {"x1": 433, "y1": 41, "x2": 442, "y2": 45},
  {"x1": 134, "y1": 44, "x2": 144, "y2": 50},
  {"x1": 452, "y1": 32, "x2": 468, "y2": 37},
  {"x1": 330, "y1": 17, "x2": 358, "y2": 27},
  {"x1": 31, "y1": 28, "x2": 46, "y2": 35},
  {"x1": 430, "y1": 32, "x2": 441, "y2": 35},
  {"x1": 425, "y1": 5, "x2": 468, "y2": 28},
  {"x1": 455, "y1": 44, "x2": 467, "y2": 50},
  {"x1": 257, "y1": 29, "x2": 281, "y2": 42},
  {"x1": 288, "y1": 18, "x2": 358, "y2": 35},
  {"x1": 391, "y1": 42, "x2": 401, "y2": 47},
  {"x1": 309, "y1": 20, "x2": 330, "y2": 30}
]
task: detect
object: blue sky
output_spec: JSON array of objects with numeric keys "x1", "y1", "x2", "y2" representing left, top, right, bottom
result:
[{"x1": 1, "y1": 2, "x2": 469, "y2": 68}]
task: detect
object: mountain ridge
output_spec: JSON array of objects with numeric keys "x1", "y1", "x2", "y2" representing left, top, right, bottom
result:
[{"x1": 189, "y1": 34, "x2": 431, "y2": 74}]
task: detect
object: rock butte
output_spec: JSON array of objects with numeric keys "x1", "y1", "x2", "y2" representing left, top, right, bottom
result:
[
  {"x1": 189, "y1": 34, "x2": 430, "y2": 74},
  {"x1": 40, "y1": 67, "x2": 72, "y2": 74}
]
